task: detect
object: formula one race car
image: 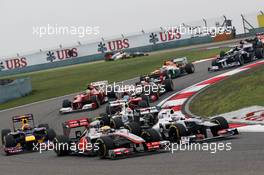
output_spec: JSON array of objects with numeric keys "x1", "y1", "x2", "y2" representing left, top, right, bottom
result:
[
  {"x1": 155, "y1": 57, "x2": 195, "y2": 79},
  {"x1": 208, "y1": 47, "x2": 246, "y2": 71},
  {"x1": 151, "y1": 110, "x2": 238, "y2": 143},
  {"x1": 1, "y1": 114, "x2": 56, "y2": 155},
  {"x1": 59, "y1": 81, "x2": 109, "y2": 114},
  {"x1": 139, "y1": 73, "x2": 175, "y2": 95},
  {"x1": 98, "y1": 102, "x2": 159, "y2": 130},
  {"x1": 53, "y1": 118, "x2": 169, "y2": 159},
  {"x1": 105, "y1": 51, "x2": 148, "y2": 61},
  {"x1": 256, "y1": 33, "x2": 264, "y2": 43},
  {"x1": 129, "y1": 51, "x2": 149, "y2": 58},
  {"x1": 208, "y1": 38, "x2": 264, "y2": 71},
  {"x1": 105, "y1": 99, "x2": 147, "y2": 115},
  {"x1": 116, "y1": 107, "x2": 238, "y2": 143}
]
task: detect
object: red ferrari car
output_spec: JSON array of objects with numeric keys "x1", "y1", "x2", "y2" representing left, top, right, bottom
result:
[{"x1": 59, "y1": 81, "x2": 109, "y2": 114}]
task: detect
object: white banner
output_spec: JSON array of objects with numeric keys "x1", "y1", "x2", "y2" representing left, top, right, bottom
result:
[{"x1": 0, "y1": 30, "x2": 205, "y2": 71}]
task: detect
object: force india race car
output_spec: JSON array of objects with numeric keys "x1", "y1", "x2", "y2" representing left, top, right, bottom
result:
[
  {"x1": 59, "y1": 81, "x2": 109, "y2": 114},
  {"x1": 53, "y1": 118, "x2": 169, "y2": 159},
  {"x1": 1, "y1": 114, "x2": 56, "y2": 155},
  {"x1": 208, "y1": 37, "x2": 264, "y2": 71},
  {"x1": 155, "y1": 57, "x2": 195, "y2": 79}
]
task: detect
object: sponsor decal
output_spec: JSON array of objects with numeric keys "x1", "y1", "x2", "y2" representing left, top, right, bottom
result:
[
  {"x1": 2, "y1": 57, "x2": 28, "y2": 70},
  {"x1": 98, "y1": 42, "x2": 107, "y2": 53},
  {"x1": 149, "y1": 33, "x2": 159, "y2": 45},
  {"x1": 46, "y1": 48, "x2": 78, "y2": 62}
]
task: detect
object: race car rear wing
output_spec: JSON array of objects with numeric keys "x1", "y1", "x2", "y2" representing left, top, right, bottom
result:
[
  {"x1": 109, "y1": 100, "x2": 127, "y2": 107},
  {"x1": 140, "y1": 74, "x2": 162, "y2": 83},
  {"x1": 90, "y1": 80, "x2": 108, "y2": 88},
  {"x1": 172, "y1": 57, "x2": 188, "y2": 64},
  {"x1": 12, "y1": 114, "x2": 35, "y2": 131},
  {"x1": 12, "y1": 114, "x2": 34, "y2": 123},
  {"x1": 134, "y1": 106, "x2": 159, "y2": 115},
  {"x1": 63, "y1": 118, "x2": 90, "y2": 129}
]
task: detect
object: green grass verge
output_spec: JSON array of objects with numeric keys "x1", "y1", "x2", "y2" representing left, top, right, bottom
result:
[
  {"x1": 189, "y1": 64, "x2": 264, "y2": 117},
  {"x1": 0, "y1": 47, "x2": 227, "y2": 110}
]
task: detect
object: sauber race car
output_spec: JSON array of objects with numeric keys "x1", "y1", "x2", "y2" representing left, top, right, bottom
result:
[
  {"x1": 53, "y1": 118, "x2": 169, "y2": 159},
  {"x1": 152, "y1": 110, "x2": 238, "y2": 143},
  {"x1": 59, "y1": 81, "x2": 109, "y2": 114},
  {"x1": 114, "y1": 106, "x2": 238, "y2": 143},
  {"x1": 156, "y1": 57, "x2": 195, "y2": 79},
  {"x1": 1, "y1": 114, "x2": 56, "y2": 155}
]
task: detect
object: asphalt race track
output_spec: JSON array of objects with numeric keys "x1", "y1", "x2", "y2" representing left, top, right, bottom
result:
[{"x1": 0, "y1": 59, "x2": 264, "y2": 175}]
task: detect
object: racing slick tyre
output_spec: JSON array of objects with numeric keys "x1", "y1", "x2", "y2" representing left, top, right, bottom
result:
[
  {"x1": 211, "y1": 59, "x2": 222, "y2": 70},
  {"x1": 141, "y1": 129, "x2": 161, "y2": 142},
  {"x1": 211, "y1": 59, "x2": 218, "y2": 66},
  {"x1": 236, "y1": 55, "x2": 244, "y2": 66},
  {"x1": 1, "y1": 129, "x2": 11, "y2": 145},
  {"x1": 46, "y1": 128, "x2": 56, "y2": 141},
  {"x1": 138, "y1": 100, "x2": 149, "y2": 108},
  {"x1": 100, "y1": 114, "x2": 111, "y2": 126},
  {"x1": 4, "y1": 135, "x2": 16, "y2": 148},
  {"x1": 106, "y1": 104, "x2": 118, "y2": 115},
  {"x1": 185, "y1": 63, "x2": 195, "y2": 74},
  {"x1": 96, "y1": 136, "x2": 115, "y2": 158},
  {"x1": 168, "y1": 124, "x2": 188, "y2": 143},
  {"x1": 107, "y1": 89, "x2": 117, "y2": 100},
  {"x1": 38, "y1": 124, "x2": 49, "y2": 129},
  {"x1": 165, "y1": 70, "x2": 173, "y2": 79},
  {"x1": 62, "y1": 100, "x2": 72, "y2": 108},
  {"x1": 164, "y1": 78, "x2": 174, "y2": 92},
  {"x1": 90, "y1": 96, "x2": 100, "y2": 109},
  {"x1": 255, "y1": 48, "x2": 264, "y2": 59},
  {"x1": 124, "y1": 122, "x2": 142, "y2": 136},
  {"x1": 144, "y1": 113, "x2": 158, "y2": 126},
  {"x1": 141, "y1": 95, "x2": 150, "y2": 106},
  {"x1": 210, "y1": 116, "x2": 229, "y2": 137},
  {"x1": 54, "y1": 135, "x2": 70, "y2": 156},
  {"x1": 110, "y1": 117, "x2": 124, "y2": 129}
]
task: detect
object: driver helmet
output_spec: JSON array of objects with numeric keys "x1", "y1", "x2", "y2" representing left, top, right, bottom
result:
[
  {"x1": 22, "y1": 123, "x2": 31, "y2": 131},
  {"x1": 100, "y1": 126, "x2": 111, "y2": 134},
  {"x1": 87, "y1": 84, "x2": 94, "y2": 90},
  {"x1": 85, "y1": 89, "x2": 91, "y2": 94},
  {"x1": 144, "y1": 76, "x2": 150, "y2": 83}
]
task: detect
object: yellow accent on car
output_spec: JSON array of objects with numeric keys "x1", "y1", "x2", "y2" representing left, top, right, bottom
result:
[
  {"x1": 38, "y1": 138, "x2": 45, "y2": 143},
  {"x1": 25, "y1": 135, "x2": 36, "y2": 142}
]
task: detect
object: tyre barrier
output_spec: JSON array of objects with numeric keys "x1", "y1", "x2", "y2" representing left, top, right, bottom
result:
[{"x1": 0, "y1": 78, "x2": 32, "y2": 104}]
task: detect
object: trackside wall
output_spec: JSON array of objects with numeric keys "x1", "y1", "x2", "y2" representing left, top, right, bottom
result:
[{"x1": 0, "y1": 78, "x2": 32, "y2": 104}]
